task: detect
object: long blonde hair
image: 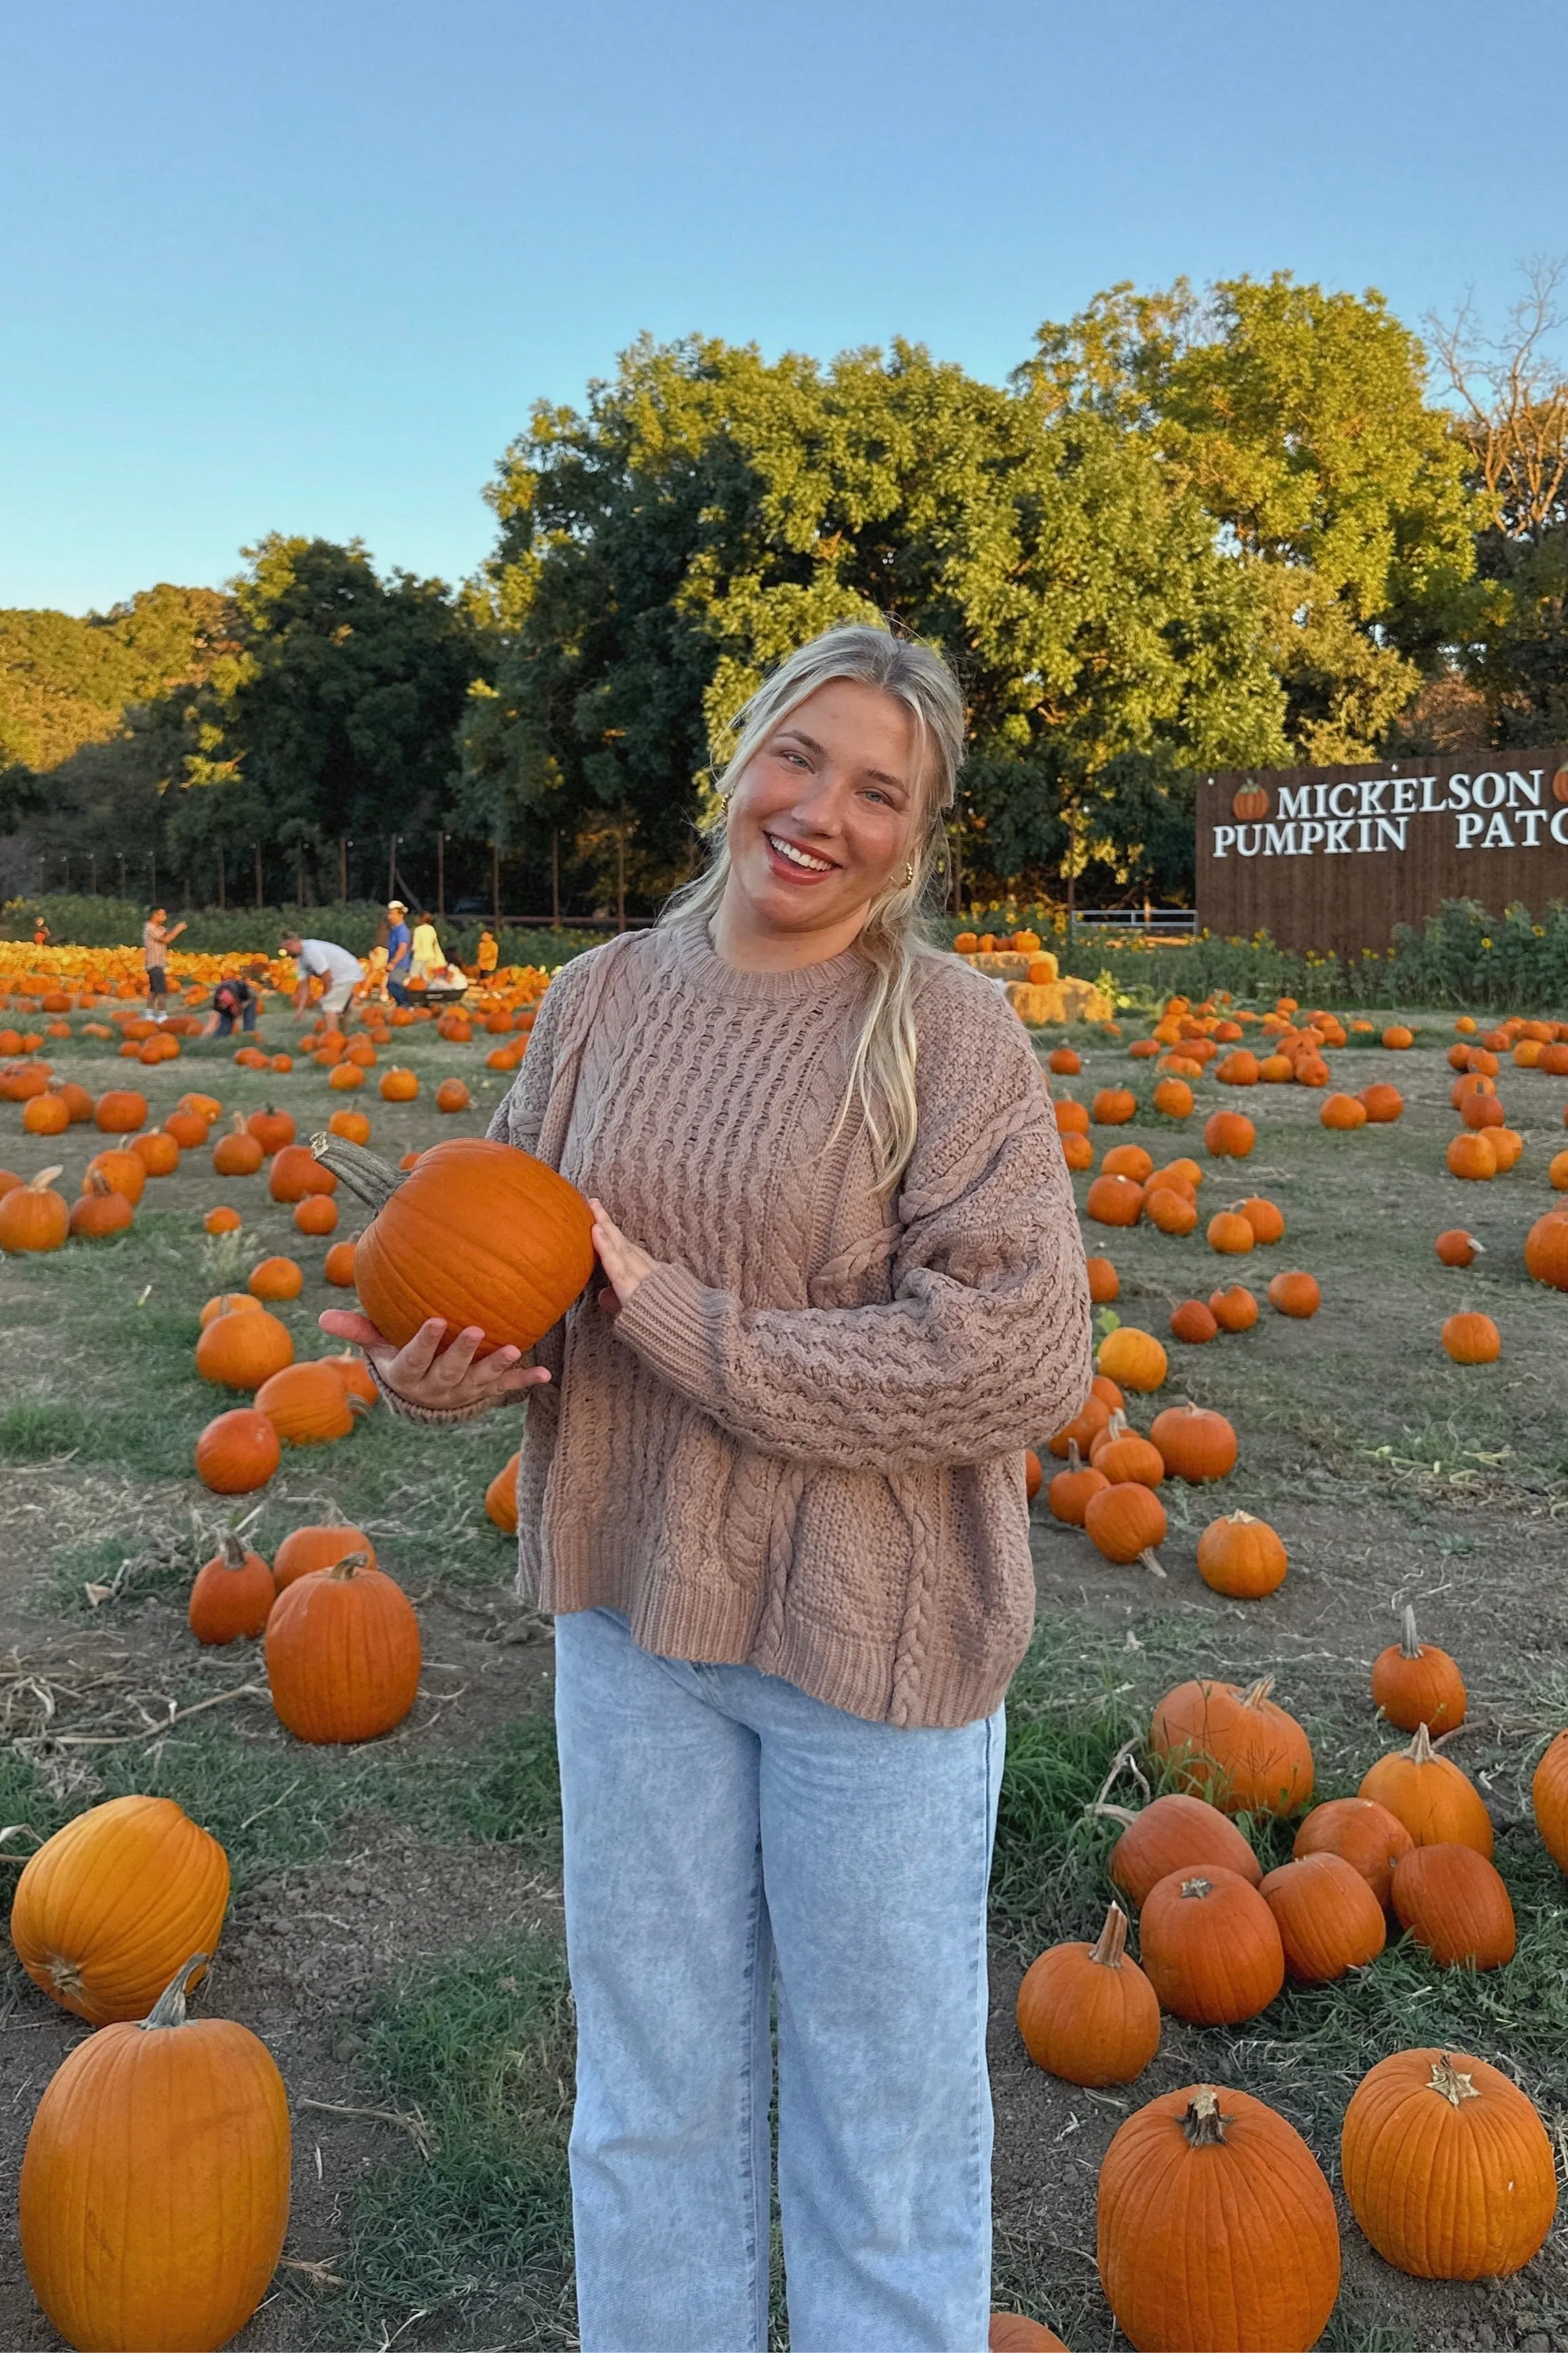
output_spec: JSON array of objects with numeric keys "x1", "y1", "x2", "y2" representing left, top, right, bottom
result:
[{"x1": 660, "y1": 624, "x2": 966, "y2": 1191}]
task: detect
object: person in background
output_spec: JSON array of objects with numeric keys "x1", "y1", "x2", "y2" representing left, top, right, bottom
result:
[
  {"x1": 280, "y1": 933, "x2": 363, "y2": 1032},
  {"x1": 32, "y1": 917, "x2": 50, "y2": 950},
  {"x1": 473, "y1": 927, "x2": 499, "y2": 980},
  {"x1": 202, "y1": 965, "x2": 265, "y2": 1037},
  {"x1": 409, "y1": 910, "x2": 444, "y2": 983},
  {"x1": 143, "y1": 908, "x2": 187, "y2": 1018},
  {"x1": 367, "y1": 912, "x2": 392, "y2": 1004},
  {"x1": 386, "y1": 900, "x2": 414, "y2": 1007}
]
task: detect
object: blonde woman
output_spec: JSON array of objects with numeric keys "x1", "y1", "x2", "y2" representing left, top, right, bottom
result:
[{"x1": 323, "y1": 624, "x2": 1091, "y2": 2352}]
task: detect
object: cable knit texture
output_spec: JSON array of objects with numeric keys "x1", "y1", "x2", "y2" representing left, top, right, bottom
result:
[{"x1": 382, "y1": 916, "x2": 1091, "y2": 1727}]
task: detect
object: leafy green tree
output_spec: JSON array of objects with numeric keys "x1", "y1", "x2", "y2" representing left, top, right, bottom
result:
[
  {"x1": 1025, "y1": 274, "x2": 1483, "y2": 761},
  {"x1": 462, "y1": 333, "x2": 1288, "y2": 907},
  {"x1": 164, "y1": 536, "x2": 493, "y2": 901}
]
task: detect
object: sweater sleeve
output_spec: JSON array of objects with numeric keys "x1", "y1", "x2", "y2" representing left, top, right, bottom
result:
[{"x1": 610, "y1": 978, "x2": 1093, "y2": 1472}]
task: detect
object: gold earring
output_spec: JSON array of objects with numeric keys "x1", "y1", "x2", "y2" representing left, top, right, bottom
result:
[{"x1": 903, "y1": 861, "x2": 916, "y2": 886}]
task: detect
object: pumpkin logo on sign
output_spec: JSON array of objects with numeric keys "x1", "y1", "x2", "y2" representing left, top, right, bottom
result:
[{"x1": 1232, "y1": 783, "x2": 1269, "y2": 821}]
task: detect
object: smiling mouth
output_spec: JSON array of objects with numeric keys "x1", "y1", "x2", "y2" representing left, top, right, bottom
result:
[{"x1": 765, "y1": 832, "x2": 837, "y2": 874}]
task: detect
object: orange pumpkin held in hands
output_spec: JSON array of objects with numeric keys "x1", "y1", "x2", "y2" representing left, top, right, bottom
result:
[
  {"x1": 1371, "y1": 1604, "x2": 1466, "y2": 1732},
  {"x1": 1097, "y1": 2082, "x2": 1340, "y2": 2352},
  {"x1": 1341, "y1": 2051, "x2": 1556, "y2": 2279},
  {"x1": 10, "y1": 1795, "x2": 229, "y2": 2024},
  {"x1": 313, "y1": 1133, "x2": 595, "y2": 1359},
  {"x1": 18, "y1": 1956, "x2": 290, "y2": 2353},
  {"x1": 1015, "y1": 1902, "x2": 1160, "y2": 2087}
]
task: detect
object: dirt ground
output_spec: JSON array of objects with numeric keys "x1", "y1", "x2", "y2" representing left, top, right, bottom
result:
[{"x1": 1, "y1": 1000, "x2": 1567, "y2": 2351}]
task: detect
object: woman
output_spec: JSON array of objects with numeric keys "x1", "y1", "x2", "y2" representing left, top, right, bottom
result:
[
  {"x1": 322, "y1": 625, "x2": 1091, "y2": 2352},
  {"x1": 409, "y1": 909, "x2": 444, "y2": 982}
]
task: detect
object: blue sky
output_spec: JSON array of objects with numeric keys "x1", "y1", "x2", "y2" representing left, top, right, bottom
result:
[{"x1": 3, "y1": 0, "x2": 1565, "y2": 613}]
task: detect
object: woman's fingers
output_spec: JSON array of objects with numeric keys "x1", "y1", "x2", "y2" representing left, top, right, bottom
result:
[
  {"x1": 318, "y1": 1308, "x2": 387, "y2": 1350},
  {"x1": 392, "y1": 1318, "x2": 449, "y2": 1385}
]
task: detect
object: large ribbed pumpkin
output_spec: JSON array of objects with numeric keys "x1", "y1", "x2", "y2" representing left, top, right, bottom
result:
[
  {"x1": 265, "y1": 1555, "x2": 422, "y2": 1742},
  {"x1": 1341, "y1": 2050, "x2": 1555, "y2": 2278},
  {"x1": 1107, "y1": 1792, "x2": 1261, "y2": 1908},
  {"x1": 10, "y1": 1795, "x2": 229, "y2": 2024},
  {"x1": 19, "y1": 1956, "x2": 290, "y2": 2352},
  {"x1": 314, "y1": 1134, "x2": 595, "y2": 1357},
  {"x1": 1097, "y1": 2083, "x2": 1341, "y2": 2350}
]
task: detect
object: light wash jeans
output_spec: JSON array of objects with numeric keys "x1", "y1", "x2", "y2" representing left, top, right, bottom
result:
[{"x1": 553, "y1": 1605, "x2": 1004, "y2": 2353}]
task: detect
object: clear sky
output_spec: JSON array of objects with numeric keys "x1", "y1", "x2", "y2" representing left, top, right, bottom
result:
[{"x1": 3, "y1": 0, "x2": 1565, "y2": 614}]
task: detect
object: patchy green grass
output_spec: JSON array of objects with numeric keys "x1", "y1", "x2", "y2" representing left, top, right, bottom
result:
[{"x1": 310, "y1": 1929, "x2": 575, "y2": 2350}]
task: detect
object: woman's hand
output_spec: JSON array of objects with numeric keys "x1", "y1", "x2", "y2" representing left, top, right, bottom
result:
[
  {"x1": 318, "y1": 1308, "x2": 549, "y2": 1412},
  {"x1": 589, "y1": 1198, "x2": 655, "y2": 1317}
]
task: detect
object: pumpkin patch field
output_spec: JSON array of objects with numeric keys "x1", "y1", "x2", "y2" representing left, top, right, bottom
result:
[{"x1": 3, "y1": 973, "x2": 1568, "y2": 2351}]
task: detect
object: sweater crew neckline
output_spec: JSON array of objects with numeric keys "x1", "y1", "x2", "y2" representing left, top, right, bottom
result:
[{"x1": 663, "y1": 914, "x2": 871, "y2": 1007}]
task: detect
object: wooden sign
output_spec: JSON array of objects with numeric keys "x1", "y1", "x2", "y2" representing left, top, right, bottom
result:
[{"x1": 1196, "y1": 753, "x2": 1568, "y2": 958}]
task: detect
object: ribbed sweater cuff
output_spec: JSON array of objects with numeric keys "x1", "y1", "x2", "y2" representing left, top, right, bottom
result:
[{"x1": 611, "y1": 1262, "x2": 714, "y2": 1399}]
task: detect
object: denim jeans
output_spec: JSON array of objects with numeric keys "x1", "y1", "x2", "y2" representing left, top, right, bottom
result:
[{"x1": 553, "y1": 1605, "x2": 1004, "y2": 2353}]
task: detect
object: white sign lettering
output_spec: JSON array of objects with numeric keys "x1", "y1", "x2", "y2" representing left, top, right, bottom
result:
[{"x1": 1207, "y1": 769, "x2": 1562, "y2": 858}]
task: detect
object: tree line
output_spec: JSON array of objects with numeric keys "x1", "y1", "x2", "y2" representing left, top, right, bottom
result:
[{"x1": 3, "y1": 268, "x2": 1566, "y2": 919}]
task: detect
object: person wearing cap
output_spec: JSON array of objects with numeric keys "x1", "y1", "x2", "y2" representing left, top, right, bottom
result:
[{"x1": 386, "y1": 901, "x2": 414, "y2": 1007}]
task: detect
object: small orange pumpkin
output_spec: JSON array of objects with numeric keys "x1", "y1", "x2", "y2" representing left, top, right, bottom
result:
[{"x1": 1015, "y1": 1902, "x2": 1160, "y2": 2087}]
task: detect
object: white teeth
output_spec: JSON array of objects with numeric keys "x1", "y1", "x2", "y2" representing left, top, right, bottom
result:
[{"x1": 767, "y1": 833, "x2": 833, "y2": 873}]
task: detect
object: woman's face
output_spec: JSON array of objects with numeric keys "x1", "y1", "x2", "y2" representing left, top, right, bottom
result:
[{"x1": 726, "y1": 680, "x2": 919, "y2": 939}]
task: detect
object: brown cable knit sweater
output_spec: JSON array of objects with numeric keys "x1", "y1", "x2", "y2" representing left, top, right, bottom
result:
[{"x1": 379, "y1": 916, "x2": 1092, "y2": 1727}]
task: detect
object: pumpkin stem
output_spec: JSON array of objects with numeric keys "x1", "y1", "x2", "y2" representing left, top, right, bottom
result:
[
  {"x1": 1088, "y1": 1802, "x2": 1138, "y2": 1826},
  {"x1": 1181, "y1": 2087, "x2": 1230, "y2": 2146},
  {"x1": 1241, "y1": 1674, "x2": 1277, "y2": 1709},
  {"x1": 310, "y1": 1134, "x2": 405, "y2": 1212},
  {"x1": 1400, "y1": 1604, "x2": 1422, "y2": 1660},
  {"x1": 324, "y1": 1550, "x2": 371, "y2": 1580},
  {"x1": 220, "y1": 1530, "x2": 249, "y2": 1570},
  {"x1": 1428, "y1": 2054, "x2": 1481, "y2": 2107},
  {"x1": 1138, "y1": 1548, "x2": 1167, "y2": 1579},
  {"x1": 139, "y1": 1954, "x2": 209, "y2": 2031},
  {"x1": 1090, "y1": 1901, "x2": 1131, "y2": 1968},
  {"x1": 26, "y1": 1168, "x2": 62, "y2": 1192},
  {"x1": 1066, "y1": 1440, "x2": 1084, "y2": 1472},
  {"x1": 1178, "y1": 1876, "x2": 1214, "y2": 1901},
  {"x1": 1406, "y1": 1721, "x2": 1437, "y2": 1765}
]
